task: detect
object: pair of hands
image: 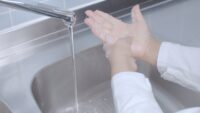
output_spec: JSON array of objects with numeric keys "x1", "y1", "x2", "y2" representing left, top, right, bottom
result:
[{"x1": 84, "y1": 5, "x2": 160, "y2": 76}]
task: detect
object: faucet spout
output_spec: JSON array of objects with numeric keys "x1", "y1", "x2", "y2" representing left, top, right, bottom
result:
[{"x1": 0, "y1": 0, "x2": 76, "y2": 26}]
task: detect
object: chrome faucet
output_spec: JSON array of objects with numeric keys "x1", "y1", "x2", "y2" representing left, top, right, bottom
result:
[{"x1": 0, "y1": 0, "x2": 76, "y2": 26}]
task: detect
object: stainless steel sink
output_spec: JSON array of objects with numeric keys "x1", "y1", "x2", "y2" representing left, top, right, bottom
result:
[
  {"x1": 32, "y1": 45, "x2": 113, "y2": 113},
  {"x1": 0, "y1": 1, "x2": 199, "y2": 113},
  {"x1": 0, "y1": 101, "x2": 12, "y2": 113},
  {"x1": 32, "y1": 45, "x2": 200, "y2": 113}
]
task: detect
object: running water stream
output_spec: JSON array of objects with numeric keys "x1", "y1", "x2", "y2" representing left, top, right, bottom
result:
[
  {"x1": 65, "y1": 23, "x2": 79, "y2": 113},
  {"x1": 65, "y1": 25, "x2": 116, "y2": 113}
]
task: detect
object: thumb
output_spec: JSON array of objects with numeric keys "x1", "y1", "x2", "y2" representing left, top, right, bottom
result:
[{"x1": 131, "y1": 4, "x2": 145, "y2": 23}]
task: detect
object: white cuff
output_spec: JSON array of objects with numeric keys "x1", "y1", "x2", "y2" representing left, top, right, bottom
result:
[
  {"x1": 157, "y1": 42, "x2": 182, "y2": 81},
  {"x1": 112, "y1": 72, "x2": 152, "y2": 95},
  {"x1": 157, "y1": 42, "x2": 178, "y2": 74},
  {"x1": 111, "y1": 72, "x2": 162, "y2": 113}
]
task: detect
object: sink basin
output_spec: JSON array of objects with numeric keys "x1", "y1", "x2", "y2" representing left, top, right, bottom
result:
[
  {"x1": 32, "y1": 45, "x2": 113, "y2": 113},
  {"x1": 32, "y1": 45, "x2": 200, "y2": 113},
  {"x1": 0, "y1": 0, "x2": 198, "y2": 113},
  {"x1": 0, "y1": 101, "x2": 12, "y2": 113}
]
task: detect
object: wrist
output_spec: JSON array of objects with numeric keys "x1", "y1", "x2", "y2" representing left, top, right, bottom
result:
[
  {"x1": 111, "y1": 56, "x2": 137, "y2": 76},
  {"x1": 141, "y1": 38, "x2": 161, "y2": 65}
]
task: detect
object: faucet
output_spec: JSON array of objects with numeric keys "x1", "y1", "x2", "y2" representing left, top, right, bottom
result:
[{"x1": 0, "y1": 0, "x2": 76, "y2": 26}]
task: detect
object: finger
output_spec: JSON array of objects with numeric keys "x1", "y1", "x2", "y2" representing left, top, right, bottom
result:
[
  {"x1": 84, "y1": 18, "x2": 95, "y2": 28},
  {"x1": 85, "y1": 10, "x2": 95, "y2": 19},
  {"x1": 85, "y1": 18, "x2": 105, "y2": 40},
  {"x1": 85, "y1": 17, "x2": 115, "y2": 43},
  {"x1": 85, "y1": 10, "x2": 105, "y2": 24},
  {"x1": 131, "y1": 5, "x2": 145, "y2": 23},
  {"x1": 85, "y1": 18, "x2": 103, "y2": 31},
  {"x1": 94, "y1": 10, "x2": 108, "y2": 23},
  {"x1": 94, "y1": 11, "x2": 113, "y2": 30},
  {"x1": 95, "y1": 10, "x2": 118, "y2": 23}
]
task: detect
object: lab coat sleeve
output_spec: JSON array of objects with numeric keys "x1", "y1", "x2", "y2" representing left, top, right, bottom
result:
[
  {"x1": 157, "y1": 42, "x2": 200, "y2": 92},
  {"x1": 111, "y1": 72, "x2": 163, "y2": 113}
]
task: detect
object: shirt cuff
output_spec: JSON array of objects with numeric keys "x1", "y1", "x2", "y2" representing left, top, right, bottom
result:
[
  {"x1": 111, "y1": 72, "x2": 159, "y2": 113},
  {"x1": 111, "y1": 72, "x2": 153, "y2": 98},
  {"x1": 157, "y1": 42, "x2": 180, "y2": 75}
]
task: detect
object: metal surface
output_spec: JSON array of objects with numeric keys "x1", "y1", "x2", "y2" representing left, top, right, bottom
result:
[
  {"x1": 0, "y1": 0, "x2": 76, "y2": 26},
  {"x1": 0, "y1": 101, "x2": 12, "y2": 113},
  {"x1": 0, "y1": 0, "x2": 174, "y2": 52},
  {"x1": 32, "y1": 46, "x2": 113, "y2": 113},
  {"x1": 1, "y1": 0, "x2": 199, "y2": 113}
]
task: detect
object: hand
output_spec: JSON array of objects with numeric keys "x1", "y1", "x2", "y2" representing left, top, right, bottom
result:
[
  {"x1": 103, "y1": 38, "x2": 138, "y2": 76},
  {"x1": 85, "y1": 5, "x2": 160, "y2": 65}
]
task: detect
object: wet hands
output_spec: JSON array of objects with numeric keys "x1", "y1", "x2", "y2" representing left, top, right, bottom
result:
[
  {"x1": 84, "y1": 5, "x2": 156, "y2": 61},
  {"x1": 84, "y1": 5, "x2": 161, "y2": 75}
]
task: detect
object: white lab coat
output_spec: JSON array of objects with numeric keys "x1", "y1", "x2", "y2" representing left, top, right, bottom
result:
[{"x1": 111, "y1": 42, "x2": 200, "y2": 113}]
